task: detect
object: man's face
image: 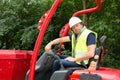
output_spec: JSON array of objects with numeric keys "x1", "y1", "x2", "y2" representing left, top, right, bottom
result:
[{"x1": 71, "y1": 23, "x2": 83, "y2": 34}]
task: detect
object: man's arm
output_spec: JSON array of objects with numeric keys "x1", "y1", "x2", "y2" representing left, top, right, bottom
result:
[
  {"x1": 65, "y1": 45, "x2": 95, "y2": 62},
  {"x1": 45, "y1": 36, "x2": 70, "y2": 52}
]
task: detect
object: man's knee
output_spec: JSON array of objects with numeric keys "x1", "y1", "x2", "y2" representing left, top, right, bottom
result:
[
  {"x1": 53, "y1": 60, "x2": 60, "y2": 71},
  {"x1": 54, "y1": 60, "x2": 60, "y2": 66}
]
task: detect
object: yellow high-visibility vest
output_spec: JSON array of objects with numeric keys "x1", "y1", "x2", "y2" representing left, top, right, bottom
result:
[{"x1": 71, "y1": 28, "x2": 97, "y2": 65}]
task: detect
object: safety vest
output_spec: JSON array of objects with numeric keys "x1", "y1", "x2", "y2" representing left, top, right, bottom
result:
[{"x1": 71, "y1": 27, "x2": 97, "y2": 65}]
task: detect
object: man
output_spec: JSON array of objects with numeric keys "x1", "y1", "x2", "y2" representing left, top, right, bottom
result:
[{"x1": 45, "y1": 17, "x2": 97, "y2": 71}]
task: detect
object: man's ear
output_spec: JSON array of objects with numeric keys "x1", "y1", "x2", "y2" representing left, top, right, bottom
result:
[{"x1": 80, "y1": 22, "x2": 85, "y2": 26}]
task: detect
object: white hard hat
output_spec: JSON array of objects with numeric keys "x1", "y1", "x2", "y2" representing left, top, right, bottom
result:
[{"x1": 69, "y1": 17, "x2": 82, "y2": 28}]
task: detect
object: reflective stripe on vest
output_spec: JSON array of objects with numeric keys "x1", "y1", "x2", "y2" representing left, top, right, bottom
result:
[{"x1": 71, "y1": 28, "x2": 97, "y2": 65}]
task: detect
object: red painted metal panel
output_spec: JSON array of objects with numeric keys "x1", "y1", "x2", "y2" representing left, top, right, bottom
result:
[
  {"x1": 69, "y1": 70, "x2": 90, "y2": 80},
  {"x1": 0, "y1": 50, "x2": 32, "y2": 80},
  {"x1": 69, "y1": 67, "x2": 120, "y2": 80},
  {"x1": 91, "y1": 67, "x2": 120, "y2": 80}
]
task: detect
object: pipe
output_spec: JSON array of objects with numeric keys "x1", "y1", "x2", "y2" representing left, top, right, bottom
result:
[
  {"x1": 28, "y1": 0, "x2": 62, "y2": 80},
  {"x1": 59, "y1": 0, "x2": 102, "y2": 38},
  {"x1": 73, "y1": 0, "x2": 102, "y2": 16}
]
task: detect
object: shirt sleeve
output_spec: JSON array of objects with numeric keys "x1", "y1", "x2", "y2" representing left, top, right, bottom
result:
[{"x1": 87, "y1": 33, "x2": 96, "y2": 46}]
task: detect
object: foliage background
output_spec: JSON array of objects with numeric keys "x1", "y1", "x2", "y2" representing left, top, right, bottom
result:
[{"x1": 0, "y1": 0, "x2": 120, "y2": 69}]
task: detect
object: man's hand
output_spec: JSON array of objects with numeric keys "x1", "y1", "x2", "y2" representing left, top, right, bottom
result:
[
  {"x1": 65, "y1": 57, "x2": 76, "y2": 62},
  {"x1": 45, "y1": 42, "x2": 52, "y2": 52}
]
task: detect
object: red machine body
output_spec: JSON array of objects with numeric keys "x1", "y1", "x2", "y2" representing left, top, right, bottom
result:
[
  {"x1": 0, "y1": 50, "x2": 32, "y2": 80},
  {"x1": 69, "y1": 67, "x2": 120, "y2": 80}
]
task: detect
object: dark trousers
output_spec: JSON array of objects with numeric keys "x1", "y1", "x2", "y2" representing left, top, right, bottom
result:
[{"x1": 53, "y1": 55, "x2": 81, "y2": 72}]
